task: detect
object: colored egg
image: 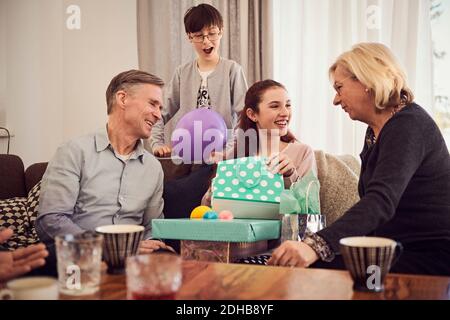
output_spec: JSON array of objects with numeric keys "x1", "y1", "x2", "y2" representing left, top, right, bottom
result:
[
  {"x1": 218, "y1": 210, "x2": 234, "y2": 220},
  {"x1": 190, "y1": 205, "x2": 212, "y2": 219},
  {"x1": 203, "y1": 211, "x2": 218, "y2": 219}
]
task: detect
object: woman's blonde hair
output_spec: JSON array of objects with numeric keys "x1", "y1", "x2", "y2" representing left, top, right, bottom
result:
[{"x1": 329, "y1": 42, "x2": 414, "y2": 110}]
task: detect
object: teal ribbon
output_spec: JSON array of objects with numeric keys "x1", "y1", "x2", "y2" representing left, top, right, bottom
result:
[{"x1": 279, "y1": 170, "x2": 321, "y2": 215}]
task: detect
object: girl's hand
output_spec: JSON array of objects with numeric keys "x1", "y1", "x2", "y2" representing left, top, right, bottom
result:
[{"x1": 266, "y1": 153, "x2": 295, "y2": 177}]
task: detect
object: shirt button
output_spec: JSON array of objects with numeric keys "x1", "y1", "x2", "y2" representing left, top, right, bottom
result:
[{"x1": 119, "y1": 196, "x2": 124, "y2": 202}]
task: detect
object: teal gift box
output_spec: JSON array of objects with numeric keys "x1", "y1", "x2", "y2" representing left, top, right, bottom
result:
[
  {"x1": 152, "y1": 218, "x2": 280, "y2": 242},
  {"x1": 211, "y1": 156, "x2": 284, "y2": 220},
  {"x1": 152, "y1": 219, "x2": 281, "y2": 263}
]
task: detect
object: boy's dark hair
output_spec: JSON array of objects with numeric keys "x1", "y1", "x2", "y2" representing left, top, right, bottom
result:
[{"x1": 184, "y1": 3, "x2": 223, "y2": 34}]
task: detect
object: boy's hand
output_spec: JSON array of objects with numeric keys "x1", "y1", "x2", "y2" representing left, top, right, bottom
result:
[
  {"x1": 153, "y1": 145, "x2": 172, "y2": 157},
  {"x1": 207, "y1": 151, "x2": 225, "y2": 164}
]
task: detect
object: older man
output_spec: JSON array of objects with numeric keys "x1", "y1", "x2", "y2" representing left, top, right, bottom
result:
[{"x1": 36, "y1": 70, "x2": 172, "y2": 254}]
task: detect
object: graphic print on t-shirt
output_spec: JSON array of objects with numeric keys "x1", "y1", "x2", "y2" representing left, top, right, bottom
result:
[
  {"x1": 197, "y1": 85, "x2": 211, "y2": 108},
  {"x1": 197, "y1": 69, "x2": 214, "y2": 109}
]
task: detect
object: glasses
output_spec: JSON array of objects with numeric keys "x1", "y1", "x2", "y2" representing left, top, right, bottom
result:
[
  {"x1": 189, "y1": 31, "x2": 221, "y2": 43},
  {"x1": 333, "y1": 75, "x2": 356, "y2": 96}
]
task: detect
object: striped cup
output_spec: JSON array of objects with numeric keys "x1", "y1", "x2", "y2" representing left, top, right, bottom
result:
[
  {"x1": 95, "y1": 224, "x2": 144, "y2": 274},
  {"x1": 339, "y1": 236, "x2": 403, "y2": 292}
]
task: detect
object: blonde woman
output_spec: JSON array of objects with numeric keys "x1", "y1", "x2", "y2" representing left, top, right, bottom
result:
[{"x1": 269, "y1": 43, "x2": 450, "y2": 276}]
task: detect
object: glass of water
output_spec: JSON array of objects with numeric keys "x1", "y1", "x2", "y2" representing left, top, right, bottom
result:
[{"x1": 55, "y1": 232, "x2": 103, "y2": 296}]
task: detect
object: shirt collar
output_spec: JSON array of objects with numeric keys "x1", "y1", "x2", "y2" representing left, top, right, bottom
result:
[{"x1": 95, "y1": 125, "x2": 146, "y2": 163}]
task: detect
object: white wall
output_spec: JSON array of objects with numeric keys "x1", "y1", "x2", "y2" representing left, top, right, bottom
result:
[
  {"x1": 1, "y1": 0, "x2": 138, "y2": 167},
  {"x1": 0, "y1": 1, "x2": 8, "y2": 143}
]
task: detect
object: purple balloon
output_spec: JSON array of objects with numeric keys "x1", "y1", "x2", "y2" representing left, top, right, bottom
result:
[{"x1": 171, "y1": 108, "x2": 227, "y2": 163}]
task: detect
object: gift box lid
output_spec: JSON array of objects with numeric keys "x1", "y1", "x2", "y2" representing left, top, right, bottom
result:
[
  {"x1": 152, "y1": 219, "x2": 280, "y2": 242},
  {"x1": 212, "y1": 157, "x2": 284, "y2": 204}
]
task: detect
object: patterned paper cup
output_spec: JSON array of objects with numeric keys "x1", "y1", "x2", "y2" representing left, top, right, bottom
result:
[
  {"x1": 95, "y1": 224, "x2": 144, "y2": 274},
  {"x1": 340, "y1": 236, "x2": 403, "y2": 292}
]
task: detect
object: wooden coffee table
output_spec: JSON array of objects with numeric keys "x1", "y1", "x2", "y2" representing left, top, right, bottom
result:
[{"x1": 63, "y1": 260, "x2": 450, "y2": 300}]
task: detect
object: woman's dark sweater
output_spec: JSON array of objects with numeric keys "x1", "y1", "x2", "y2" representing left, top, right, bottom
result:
[{"x1": 318, "y1": 103, "x2": 450, "y2": 253}]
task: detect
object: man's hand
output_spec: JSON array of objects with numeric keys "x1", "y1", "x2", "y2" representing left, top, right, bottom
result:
[
  {"x1": 138, "y1": 240, "x2": 176, "y2": 255},
  {"x1": 0, "y1": 229, "x2": 49, "y2": 282},
  {"x1": 153, "y1": 145, "x2": 172, "y2": 157},
  {"x1": 267, "y1": 240, "x2": 319, "y2": 268},
  {"x1": 0, "y1": 228, "x2": 14, "y2": 243}
]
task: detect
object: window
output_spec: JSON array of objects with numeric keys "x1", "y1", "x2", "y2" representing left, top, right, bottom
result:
[{"x1": 431, "y1": 0, "x2": 450, "y2": 147}]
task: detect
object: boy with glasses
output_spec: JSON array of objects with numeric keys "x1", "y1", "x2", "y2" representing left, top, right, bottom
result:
[{"x1": 150, "y1": 3, "x2": 248, "y2": 157}]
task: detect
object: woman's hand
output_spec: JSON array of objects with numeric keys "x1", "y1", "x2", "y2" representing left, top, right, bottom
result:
[
  {"x1": 267, "y1": 240, "x2": 319, "y2": 267},
  {"x1": 266, "y1": 153, "x2": 296, "y2": 177}
]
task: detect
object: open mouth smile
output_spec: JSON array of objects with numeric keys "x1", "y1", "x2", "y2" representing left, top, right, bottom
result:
[
  {"x1": 274, "y1": 120, "x2": 288, "y2": 128},
  {"x1": 203, "y1": 47, "x2": 214, "y2": 54},
  {"x1": 145, "y1": 120, "x2": 154, "y2": 128}
]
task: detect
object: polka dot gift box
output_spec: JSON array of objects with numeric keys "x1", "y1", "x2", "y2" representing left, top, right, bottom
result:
[{"x1": 211, "y1": 156, "x2": 284, "y2": 220}]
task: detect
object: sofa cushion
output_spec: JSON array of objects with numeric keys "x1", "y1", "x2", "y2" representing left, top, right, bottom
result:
[
  {"x1": 25, "y1": 162, "x2": 48, "y2": 194},
  {"x1": 314, "y1": 150, "x2": 360, "y2": 225},
  {"x1": 26, "y1": 180, "x2": 41, "y2": 241},
  {"x1": 0, "y1": 154, "x2": 27, "y2": 199}
]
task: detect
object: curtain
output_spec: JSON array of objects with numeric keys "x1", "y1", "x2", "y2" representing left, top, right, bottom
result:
[{"x1": 273, "y1": 0, "x2": 433, "y2": 157}]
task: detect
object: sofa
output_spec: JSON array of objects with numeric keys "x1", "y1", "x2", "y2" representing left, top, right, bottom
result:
[{"x1": 0, "y1": 151, "x2": 360, "y2": 251}]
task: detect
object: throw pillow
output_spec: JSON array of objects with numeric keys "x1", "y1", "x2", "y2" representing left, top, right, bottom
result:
[
  {"x1": 0, "y1": 197, "x2": 29, "y2": 250},
  {"x1": 26, "y1": 180, "x2": 41, "y2": 243},
  {"x1": 0, "y1": 180, "x2": 42, "y2": 250}
]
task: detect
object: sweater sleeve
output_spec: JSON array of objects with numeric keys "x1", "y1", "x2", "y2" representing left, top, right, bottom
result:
[
  {"x1": 317, "y1": 117, "x2": 426, "y2": 252},
  {"x1": 284, "y1": 143, "x2": 317, "y2": 188},
  {"x1": 229, "y1": 62, "x2": 248, "y2": 128},
  {"x1": 150, "y1": 67, "x2": 181, "y2": 151}
]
